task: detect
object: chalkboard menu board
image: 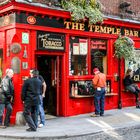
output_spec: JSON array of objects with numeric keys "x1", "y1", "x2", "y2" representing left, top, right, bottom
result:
[{"x1": 37, "y1": 31, "x2": 65, "y2": 51}]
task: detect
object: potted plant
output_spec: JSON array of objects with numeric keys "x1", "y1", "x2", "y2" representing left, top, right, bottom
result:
[
  {"x1": 61, "y1": 0, "x2": 104, "y2": 24},
  {"x1": 114, "y1": 35, "x2": 135, "y2": 109},
  {"x1": 114, "y1": 35, "x2": 135, "y2": 61}
]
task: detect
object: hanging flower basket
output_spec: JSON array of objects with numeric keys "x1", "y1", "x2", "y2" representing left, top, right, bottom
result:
[
  {"x1": 61, "y1": 0, "x2": 104, "y2": 24},
  {"x1": 114, "y1": 35, "x2": 135, "y2": 61}
]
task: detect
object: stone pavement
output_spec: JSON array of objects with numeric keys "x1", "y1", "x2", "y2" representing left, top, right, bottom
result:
[{"x1": 0, "y1": 107, "x2": 140, "y2": 140}]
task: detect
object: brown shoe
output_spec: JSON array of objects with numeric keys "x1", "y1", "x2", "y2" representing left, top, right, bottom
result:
[
  {"x1": 0, "y1": 125, "x2": 7, "y2": 128},
  {"x1": 90, "y1": 114, "x2": 100, "y2": 117}
]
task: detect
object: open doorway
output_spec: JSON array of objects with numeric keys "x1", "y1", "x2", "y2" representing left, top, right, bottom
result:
[{"x1": 37, "y1": 55, "x2": 62, "y2": 116}]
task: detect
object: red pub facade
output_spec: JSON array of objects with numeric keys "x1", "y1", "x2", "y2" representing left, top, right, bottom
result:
[{"x1": 0, "y1": 1, "x2": 140, "y2": 124}]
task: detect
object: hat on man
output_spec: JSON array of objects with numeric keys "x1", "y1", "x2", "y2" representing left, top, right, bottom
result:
[{"x1": 93, "y1": 68, "x2": 100, "y2": 73}]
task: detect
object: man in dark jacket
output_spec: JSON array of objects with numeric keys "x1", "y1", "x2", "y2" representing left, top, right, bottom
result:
[
  {"x1": 21, "y1": 69, "x2": 42, "y2": 132},
  {"x1": 0, "y1": 68, "x2": 14, "y2": 128}
]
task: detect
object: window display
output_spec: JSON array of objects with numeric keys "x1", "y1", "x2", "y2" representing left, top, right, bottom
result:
[
  {"x1": 70, "y1": 79, "x2": 112, "y2": 97},
  {"x1": 69, "y1": 37, "x2": 108, "y2": 96},
  {"x1": 90, "y1": 39, "x2": 107, "y2": 74},
  {"x1": 70, "y1": 80, "x2": 94, "y2": 97},
  {"x1": 69, "y1": 37, "x2": 88, "y2": 76}
]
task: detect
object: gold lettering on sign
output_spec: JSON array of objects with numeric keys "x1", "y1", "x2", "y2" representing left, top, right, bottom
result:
[
  {"x1": 134, "y1": 31, "x2": 138, "y2": 37},
  {"x1": 64, "y1": 21, "x2": 71, "y2": 29},
  {"x1": 107, "y1": 27, "x2": 112, "y2": 34},
  {"x1": 100, "y1": 26, "x2": 107, "y2": 33},
  {"x1": 130, "y1": 30, "x2": 134, "y2": 36},
  {"x1": 124, "y1": 29, "x2": 129, "y2": 36},
  {"x1": 64, "y1": 21, "x2": 139, "y2": 37},
  {"x1": 79, "y1": 23, "x2": 85, "y2": 31},
  {"x1": 116, "y1": 28, "x2": 121, "y2": 35},
  {"x1": 94, "y1": 25, "x2": 100, "y2": 32},
  {"x1": 88, "y1": 24, "x2": 93, "y2": 31},
  {"x1": 72, "y1": 22, "x2": 79, "y2": 30},
  {"x1": 124, "y1": 29, "x2": 139, "y2": 37},
  {"x1": 64, "y1": 22, "x2": 85, "y2": 31}
]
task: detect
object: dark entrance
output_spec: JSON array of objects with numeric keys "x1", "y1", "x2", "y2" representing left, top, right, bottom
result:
[{"x1": 37, "y1": 55, "x2": 62, "y2": 116}]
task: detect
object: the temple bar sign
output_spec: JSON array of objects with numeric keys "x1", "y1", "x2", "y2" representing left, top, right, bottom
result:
[
  {"x1": 37, "y1": 31, "x2": 65, "y2": 51},
  {"x1": 64, "y1": 21, "x2": 140, "y2": 37}
]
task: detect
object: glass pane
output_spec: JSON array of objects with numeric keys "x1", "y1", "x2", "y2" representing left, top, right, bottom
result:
[
  {"x1": 90, "y1": 39, "x2": 107, "y2": 74},
  {"x1": 69, "y1": 37, "x2": 88, "y2": 76},
  {"x1": 70, "y1": 80, "x2": 95, "y2": 96}
]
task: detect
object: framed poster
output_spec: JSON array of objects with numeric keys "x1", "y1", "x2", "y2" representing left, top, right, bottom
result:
[
  {"x1": 79, "y1": 39, "x2": 88, "y2": 55},
  {"x1": 22, "y1": 32, "x2": 29, "y2": 44},
  {"x1": 73, "y1": 43, "x2": 79, "y2": 55}
]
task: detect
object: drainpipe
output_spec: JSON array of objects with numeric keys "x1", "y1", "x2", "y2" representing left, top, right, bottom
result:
[{"x1": 118, "y1": 58, "x2": 122, "y2": 109}]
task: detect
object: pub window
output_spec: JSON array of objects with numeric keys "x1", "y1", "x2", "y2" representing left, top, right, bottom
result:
[
  {"x1": 69, "y1": 37, "x2": 88, "y2": 76},
  {"x1": 90, "y1": 39, "x2": 107, "y2": 74}
]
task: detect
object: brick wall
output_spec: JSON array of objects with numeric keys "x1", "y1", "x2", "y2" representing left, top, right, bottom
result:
[
  {"x1": 30, "y1": 0, "x2": 140, "y2": 20},
  {"x1": 0, "y1": 0, "x2": 140, "y2": 21},
  {"x1": 100, "y1": 0, "x2": 140, "y2": 20}
]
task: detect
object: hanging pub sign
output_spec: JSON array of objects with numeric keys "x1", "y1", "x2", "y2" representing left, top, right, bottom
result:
[{"x1": 37, "y1": 31, "x2": 65, "y2": 51}]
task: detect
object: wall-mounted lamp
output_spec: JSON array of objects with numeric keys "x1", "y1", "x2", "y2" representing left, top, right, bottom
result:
[{"x1": 114, "y1": 73, "x2": 119, "y2": 82}]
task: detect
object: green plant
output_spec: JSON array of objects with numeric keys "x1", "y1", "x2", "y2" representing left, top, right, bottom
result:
[
  {"x1": 114, "y1": 35, "x2": 135, "y2": 61},
  {"x1": 61, "y1": 0, "x2": 103, "y2": 24}
]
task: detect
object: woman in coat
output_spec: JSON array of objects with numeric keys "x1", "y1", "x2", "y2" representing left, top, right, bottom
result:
[{"x1": 124, "y1": 68, "x2": 140, "y2": 108}]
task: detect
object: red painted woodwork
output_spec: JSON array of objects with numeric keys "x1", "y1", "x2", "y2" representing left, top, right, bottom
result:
[{"x1": 0, "y1": 1, "x2": 140, "y2": 124}]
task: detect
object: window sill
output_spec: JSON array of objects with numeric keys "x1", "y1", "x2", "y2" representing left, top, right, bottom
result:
[
  {"x1": 70, "y1": 95, "x2": 94, "y2": 98},
  {"x1": 70, "y1": 93, "x2": 117, "y2": 98},
  {"x1": 105, "y1": 93, "x2": 118, "y2": 96}
]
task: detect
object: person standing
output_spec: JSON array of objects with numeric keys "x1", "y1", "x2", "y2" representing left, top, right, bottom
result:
[
  {"x1": 0, "y1": 68, "x2": 14, "y2": 128},
  {"x1": 123, "y1": 68, "x2": 140, "y2": 108},
  {"x1": 38, "y1": 74, "x2": 46, "y2": 128},
  {"x1": 91, "y1": 68, "x2": 106, "y2": 117},
  {"x1": 21, "y1": 69, "x2": 42, "y2": 132},
  {"x1": 30, "y1": 69, "x2": 47, "y2": 128}
]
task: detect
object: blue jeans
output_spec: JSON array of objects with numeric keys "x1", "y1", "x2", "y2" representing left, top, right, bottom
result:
[
  {"x1": 39, "y1": 95, "x2": 45, "y2": 125},
  {"x1": 94, "y1": 88, "x2": 105, "y2": 115},
  {"x1": 0, "y1": 104, "x2": 5, "y2": 125},
  {"x1": 0, "y1": 103, "x2": 12, "y2": 126},
  {"x1": 4, "y1": 103, "x2": 13, "y2": 126}
]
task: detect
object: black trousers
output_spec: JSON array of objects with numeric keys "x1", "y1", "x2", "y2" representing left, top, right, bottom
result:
[{"x1": 23, "y1": 103, "x2": 39, "y2": 131}]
